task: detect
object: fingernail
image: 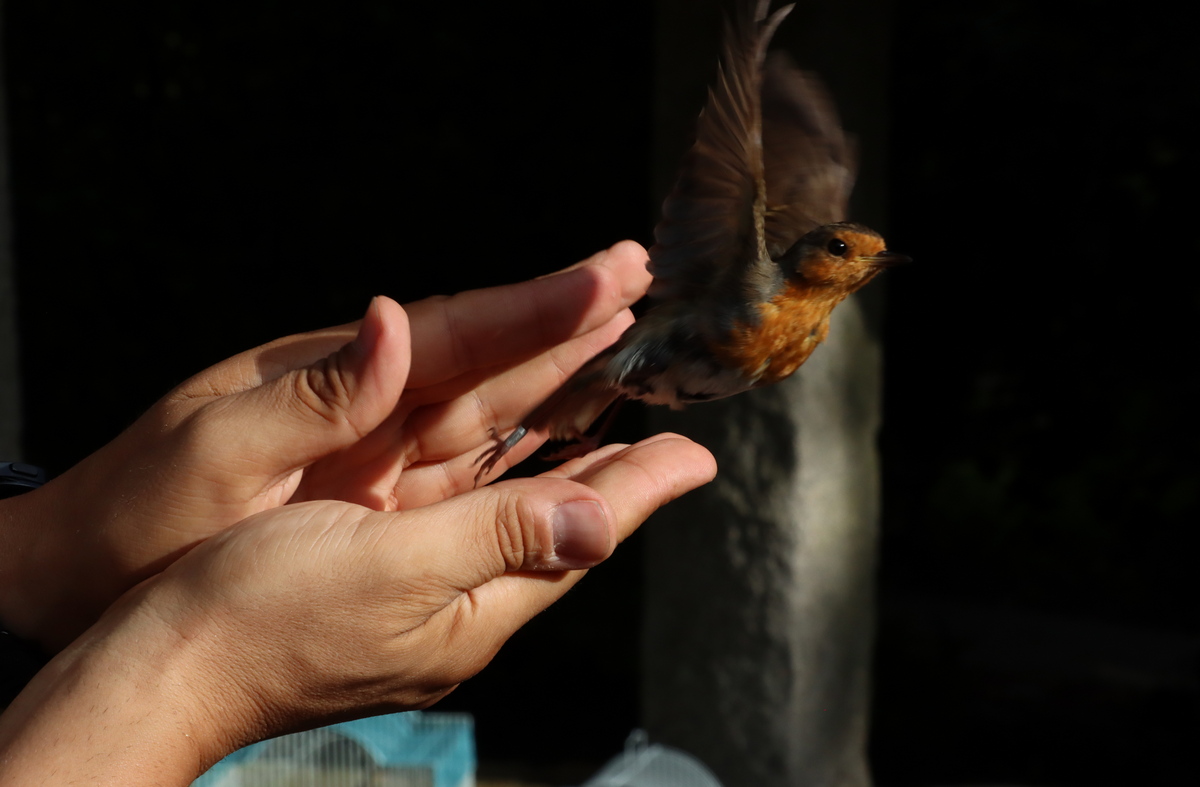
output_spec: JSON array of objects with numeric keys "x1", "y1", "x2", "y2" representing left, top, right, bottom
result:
[
  {"x1": 349, "y1": 297, "x2": 383, "y2": 359},
  {"x1": 550, "y1": 500, "x2": 612, "y2": 569}
]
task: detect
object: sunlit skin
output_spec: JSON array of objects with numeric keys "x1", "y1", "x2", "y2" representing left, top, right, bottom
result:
[{"x1": 474, "y1": 1, "x2": 908, "y2": 484}]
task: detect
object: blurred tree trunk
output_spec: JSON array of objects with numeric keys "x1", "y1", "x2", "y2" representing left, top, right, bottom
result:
[
  {"x1": 0, "y1": 2, "x2": 23, "y2": 460},
  {"x1": 642, "y1": 2, "x2": 895, "y2": 785}
]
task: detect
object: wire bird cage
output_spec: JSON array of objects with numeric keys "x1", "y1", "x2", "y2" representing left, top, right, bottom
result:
[
  {"x1": 578, "y1": 731, "x2": 723, "y2": 787},
  {"x1": 191, "y1": 711, "x2": 475, "y2": 787}
]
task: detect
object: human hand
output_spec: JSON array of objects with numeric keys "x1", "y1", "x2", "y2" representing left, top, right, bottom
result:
[
  {"x1": 0, "y1": 242, "x2": 654, "y2": 651},
  {"x1": 0, "y1": 433, "x2": 715, "y2": 785}
]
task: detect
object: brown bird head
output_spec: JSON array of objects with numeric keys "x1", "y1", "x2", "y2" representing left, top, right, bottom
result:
[{"x1": 782, "y1": 221, "x2": 910, "y2": 292}]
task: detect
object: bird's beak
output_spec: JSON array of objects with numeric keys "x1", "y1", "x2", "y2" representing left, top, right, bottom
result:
[{"x1": 862, "y1": 250, "x2": 912, "y2": 268}]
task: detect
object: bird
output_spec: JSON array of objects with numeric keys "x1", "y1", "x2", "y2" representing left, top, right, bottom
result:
[{"x1": 474, "y1": 0, "x2": 908, "y2": 485}]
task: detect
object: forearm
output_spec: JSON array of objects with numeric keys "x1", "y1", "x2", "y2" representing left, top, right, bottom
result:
[{"x1": 0, "y1": 591, "x2": 239, "y2": 785}]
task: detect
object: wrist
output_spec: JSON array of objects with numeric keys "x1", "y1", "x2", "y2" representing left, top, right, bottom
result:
[
  {"x1": 0, "y1": 580, "x2": 252, "y2": 784},
  {"x1": 0, "y1": 475, "x2": 122, "y2": 652}
]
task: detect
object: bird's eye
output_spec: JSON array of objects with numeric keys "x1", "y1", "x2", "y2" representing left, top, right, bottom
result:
[{"x1": 827, "y1": 238, "x2": 849, "y2": 256}]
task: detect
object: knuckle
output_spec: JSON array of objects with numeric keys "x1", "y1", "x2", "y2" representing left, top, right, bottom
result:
[
  {"x1": 293, "y1": 354, "x2": 361, "y2": 434},
  {"x1": 490, "y1": 488, "x2": 543, "y2": 571},
  {"x1": 589, "y1": 258, "x2": 625, "y2": 305},
  {"x1": 469, "y1": 388, "x2": 496, "y2": 434},
  {"x1": 436, "y1": 297, "x2": 472, "y2": 374}
]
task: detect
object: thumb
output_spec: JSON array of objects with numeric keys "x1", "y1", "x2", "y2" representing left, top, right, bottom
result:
[
  {"x1": 383, "y1": 477, "x2": 617, "y2": 595},
  {"x1": 202, "y1": 296, "x2": 411, "y2": 486}
]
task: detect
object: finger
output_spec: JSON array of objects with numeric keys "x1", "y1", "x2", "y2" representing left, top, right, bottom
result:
[
  {"x1": 327, "y1": 309, "x2": 630, "y2": 510},
  {"x1": 405, "y1": 305, "x2": 631, "y2": 451},
  {"x1": 398, "y1": 304, "x2": 635, "y2": 414},
  {"x1": 401, "y1": 435, "x2": 716, "y2": 668},
  {"x1": 402, "y1": 241, "x2": 650, "y2": 388},
  {"x1": 392, "y1": 434, "x2": 714, "y2": 590},
  {"x1": 169, "y1": 242, "x2": 644, "y2": 404},
  {"x1": 372, "y1": 478, "x2": 617, "y2": 614},
  {"x1": 186, "y1": 297, "x2": 412, "y2": 490},
  {"x1": 539, "y1": 239, "x2": 650, "y2": 287},
  {"x1": 556, "y1": 434, "x2": 717, "y2": 541},
  {"x1": 535, "y1": 432, "x2": 684, "y2": 480}
]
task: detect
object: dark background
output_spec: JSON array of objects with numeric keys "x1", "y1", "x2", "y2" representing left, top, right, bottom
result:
[{"x1": 5, "y1": 0, "x2": 1197, "y2": 784}]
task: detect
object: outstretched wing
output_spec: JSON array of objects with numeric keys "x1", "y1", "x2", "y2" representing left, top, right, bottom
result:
[
  {"x1": 647, "y1": 1, "x2": 794, "y2": 305},
  {"x1": 760, "y1": 53, "x2": 857, "y2": 258}
]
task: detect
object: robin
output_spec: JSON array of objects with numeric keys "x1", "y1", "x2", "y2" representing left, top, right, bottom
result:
[{"x1": 475, "y1": 0, "x2": 908, "y2": 484}]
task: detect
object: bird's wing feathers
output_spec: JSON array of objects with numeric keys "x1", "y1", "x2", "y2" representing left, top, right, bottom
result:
[
  {"x1": 647, "y1": 1, "x2": 793, "y2": 303},
  {"x1": 760, "y1": 52, "x2": 857, "y2": 257},
  {"x1": 648, "y1": 1, "x2": 857, "y2": 300}
]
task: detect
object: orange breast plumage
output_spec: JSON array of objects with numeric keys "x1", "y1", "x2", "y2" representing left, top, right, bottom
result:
[{"x1": 710, "y1": 281, "x2": 844, "y2": 386}]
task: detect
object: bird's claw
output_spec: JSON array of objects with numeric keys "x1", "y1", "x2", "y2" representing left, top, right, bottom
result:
[{"x1": 472, "y1": 428, "x2": 505, "y2": 487}]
